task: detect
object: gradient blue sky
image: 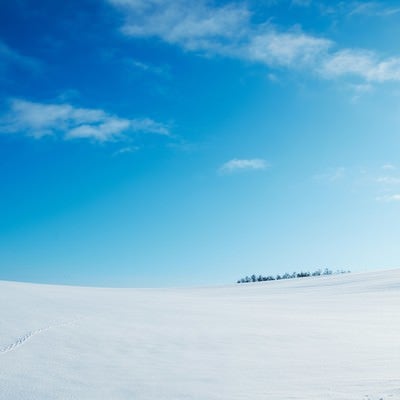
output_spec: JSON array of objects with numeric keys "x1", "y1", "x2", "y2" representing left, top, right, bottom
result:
[{"x1": 1, "y1": 0, "x2": 400, "y2": 286}]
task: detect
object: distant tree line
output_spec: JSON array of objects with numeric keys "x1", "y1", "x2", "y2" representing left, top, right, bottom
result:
[{"x1": 237, "y1": 268, "x2": 350, "y2": 284}]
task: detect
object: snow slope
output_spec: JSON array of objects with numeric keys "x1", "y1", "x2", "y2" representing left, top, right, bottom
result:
[{"x1": 1, "y1": 270, "x2": 400, "y2": 400}]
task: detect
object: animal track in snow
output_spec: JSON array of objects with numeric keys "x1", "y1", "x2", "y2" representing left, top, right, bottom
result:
[
  {"x1": 0, "y1": 321, "x2": 76, "y2": 354},
  {"x1": 0, "y1": 326, "x2": 52, "y2": 354}
]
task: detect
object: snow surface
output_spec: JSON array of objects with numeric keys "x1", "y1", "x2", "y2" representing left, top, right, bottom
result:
[{"x1": 1, "y1": 269, "x2": 400, "y2": 399}]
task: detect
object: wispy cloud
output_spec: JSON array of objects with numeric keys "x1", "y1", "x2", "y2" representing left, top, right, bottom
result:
[
  {"x1": 109, "y1": 0, "x2": 250, "y2": 52},
  {"x1": 0, "y1": 99, "x2": 169, "y2": 142},
  {"x1": 349, "y1": 2, "x2": 400, "y2": 17},
  {"x1": 109, "y1": 0, "x2": 328, "y2": 68},
  {"x1": 0, "y1": 40, "x2": 41, "y2": 72},
  {"x1": 291, "y1": 0, "x2": 312, "y2": 7},
  {"x1": 320, "y1": 49, "x2": 400, "y2": 82},
  {"x1": 382, "y1": 163, "x2": 396, "y2": 171},
  {"x1": 348, "y1": 82, "x2": 373, "y2": 99},
  {"x1": 107, "y1": 0, "x2": 400, "y2": 85},
  {"x1": 376, "y1": 194, "x2": 400, "y2": 202},
  {"x1": 219, "y1": 158, "x2": 268, "y2": 174},
  {"x1": 246, "y1": 30, "x2": 332, "y2": 68},
  {"x1": 129, "y1": 59, "x2": 169, "y2": 77},
  {"x1": 112, "y1": 145, "x2": 140, "y2": 156},
  {"x1": 376, "y1": 176, "x2": 400, "y2": 185},
  {"x1": 314, "y1": 167, "x2": 346, "y2": 182},
  {"x1": 314, "y1": 164, "x2": 400, "y2": 203}
]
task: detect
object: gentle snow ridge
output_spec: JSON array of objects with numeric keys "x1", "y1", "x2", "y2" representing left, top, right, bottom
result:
[{"x1": 0, "y1": 269, "x2": 400, "y2": 399}]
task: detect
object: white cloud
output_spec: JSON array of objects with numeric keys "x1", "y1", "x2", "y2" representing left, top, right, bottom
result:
[
  {"x1": 321, "y1": 49, "x2": 400, "y2": 82},
  {"x1": 107, "y1": 0, "x2": 400, "y2": 85},
  {"x1": 246, "y1": 30, "x2": 332, "y2": 68},
  {"x1": 219, "y1": 158, "x2": 268, "y2": 174},
  {"x1": 376, "y1": 176, "x2": 400, "y2": 185},
  {"x1": 0, "y1": 99, "x2": 169, "y2": 142},
  {"x1": 376, "y1": 194, "x2": 400, "y2": 202},
  {"x1": 113, "y1": 146, "x2": 140, "y2": 156},
  {"x1": 109, "y1": 0, "x2": 250, "y2": 52},
  {"x1": 109, "y1": 0, "x2": 330, "y2": 69},
  {"x1": 382, "y1": 163, "x2": 396, "y2": 170},
  {"x1": 130, "y1": 118, "x2": 169, "y2": 135}
]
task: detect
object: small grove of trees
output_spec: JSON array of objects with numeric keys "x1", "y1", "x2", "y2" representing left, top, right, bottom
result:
[{"x1": 237, "y1": 268, "x2": 350, "y2": 284}]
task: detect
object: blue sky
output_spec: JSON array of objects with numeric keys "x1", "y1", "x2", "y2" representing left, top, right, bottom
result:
[{"x1": 1, "y1": 0, "x2": 400, "y2": 286}]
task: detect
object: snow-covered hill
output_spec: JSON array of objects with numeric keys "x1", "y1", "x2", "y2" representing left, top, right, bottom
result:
[{"x1": 1, "y1": 270, "x2": 400, "y2": 399}]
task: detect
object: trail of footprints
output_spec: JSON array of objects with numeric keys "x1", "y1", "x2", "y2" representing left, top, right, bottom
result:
[
  {"x1": 0, "y1": 321, "x2": 75, "y2": 354},
  {"x1": 0, "y1": 326, "x2": 52, "y2": 354}
]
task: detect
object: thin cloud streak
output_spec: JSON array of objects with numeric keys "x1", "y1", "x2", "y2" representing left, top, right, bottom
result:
[
  {"x1": 0, "y1": 40, "x2": 41, "y2": 72},
  {"x1": 376, "y1": 176, "x2": 400, "y2": 185},
  {"x1": 219, "y1": 158, "x2": 268, "y2": 174},
  {"x1": 0, "y1": 99, "x2": 169, "y2": 142},
  {"x1": 376, "y1": 194, "x2": 400, "y2": 202},
  {"x1": 349, "y1": 2, "x2": 400, "y2": 17},
  {"x1": 314, "y1": 167, "x2": 346, "y2": 182}
]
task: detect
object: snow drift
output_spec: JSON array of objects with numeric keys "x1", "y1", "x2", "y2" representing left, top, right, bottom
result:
[{"x1": 1, "y1": 269, "x2": 400, "y2": 399}]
